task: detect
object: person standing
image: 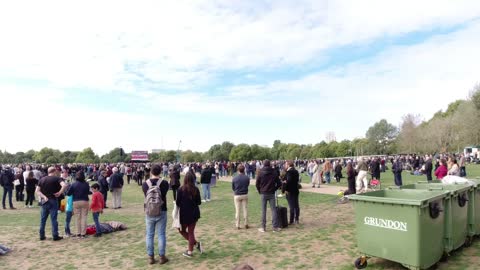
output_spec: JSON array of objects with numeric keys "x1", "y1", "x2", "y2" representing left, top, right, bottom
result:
[
  {"x1": 392, "y1": 158, "x2": 403, "y2": 186},
  {"x1": 169, "y1": 165, "x2": 181, "y2": 201},
  {"x1": 15, "y1": 169, "x2": 25, "y2": 202},
  {"x1": 67, "y1": 171, "x2": 91, "y2": 238},
  {"x1": 142, "y1": 165, "x2": 170, "y2": 265},
  {"x1": 255, "y1": 160, "x2": 281, "y2": 233},
  {"x1": 311, "y1": 161, "x2": 321, "y2": 188},
  {"x1": 1, "y1": 166, "x2": 16, "y2": 209},
  {"x1": 283, "y1": 161, "x2": 300, "y2": 225},
  {"x1": 459, "y1": 154, "x2": 466, "y2": 177},
  {"x1": 176, "y1": 172, "x2": 203, "y2": 258},
  {"x1": 424, "y1": 155, "x2": 433, "y2": 182},
  {"x1": 344, "y1": 161, "x2": 356, "y2": 195},
  {"x1": 36, "y1": 167, "x2": 67, "y2": 241},
  {"x1": 371, "y1": 158, "x2": 381, "y2": 181},
  {"x1": 200, "y1": 164, "x2": 212, "y2": 203},
  {"x1": 323, "y1": 160, "x2": 333, "y2": 184},
  {"x1": 355, "y1": 158, "x2": 369, "y2": 193},
  {"x1": 334, "y1": 161, "x2": 343, "y2": 183},
  {"x1": 25, "y1": 171, "x2": 38, "y2": 208},
  {"x1": 90, "y1": 183, "x2": 104, "y2": 238},
  {"x1": 109, "y1": 167, "x2": 124, "y2": 209},
  {"x1": 231, "y1": 164, "x2": 250, "y2": 229},
  {"x1": 97, "y1": 170, "x2": 109, "y2": 208}
]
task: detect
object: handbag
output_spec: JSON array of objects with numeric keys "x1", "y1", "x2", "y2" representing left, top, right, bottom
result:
[
  {"x1": 13, "y1": 179, "x2": 21, "y2": 186},
  {"x1": 171, "y1": 204, "x2": 181, "y2": 229}
]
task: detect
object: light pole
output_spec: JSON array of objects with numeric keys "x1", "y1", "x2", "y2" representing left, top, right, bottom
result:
[{"x1": 176, "y1": 140, "x2": 182, "y2": 163}]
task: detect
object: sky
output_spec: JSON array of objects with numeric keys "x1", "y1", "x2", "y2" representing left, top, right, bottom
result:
[{"x1": 1, "y1": 0, "x2": 480, "y2": 155}]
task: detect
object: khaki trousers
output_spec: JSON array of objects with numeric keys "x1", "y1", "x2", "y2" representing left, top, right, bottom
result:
[
  {"x1": 73, "y1": 201, "x2": 89, "y2": 235},
  {"x1": 234, "y1": 194, "x2": 248, "y2": 228},
  {"x1": 112, "y1": 188, "x2": 122, "y2": 208}
]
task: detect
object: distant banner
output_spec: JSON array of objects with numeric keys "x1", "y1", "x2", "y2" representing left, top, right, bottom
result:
[{"x1": 131, "y1": 151, "x2": 149, "y2": 161}]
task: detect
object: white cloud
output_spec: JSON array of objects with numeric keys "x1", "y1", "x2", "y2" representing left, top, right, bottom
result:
[
  {"x1": 1, "y1": 1, "x2": 480, "y2": 153},
  {"x1": 1, "y1": 0, "x2": 479, "y2": 90}
]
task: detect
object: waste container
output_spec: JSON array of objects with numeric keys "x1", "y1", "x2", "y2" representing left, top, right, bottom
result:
[
  {"x1": 349, "y1": 189, "x2": 449, "y2": 270},
  {"x1": 401, "y1": 183, "x2": 471, "y2": 251},
  {"x1": 470, "y1": 179, "x2": 480, "y2": 237}
]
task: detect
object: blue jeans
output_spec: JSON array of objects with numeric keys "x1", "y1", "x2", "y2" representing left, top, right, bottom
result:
[
  {"x1": 39, "y1": 199, "x2": 59, "y2": 238},
  {"x1": 202, "y1": 183, "x2": 210, "y2": 200},
  {"x1": 260, "y1": 193, "x2": 278, "y2": 229},
  {"x1": 65, "y1": 211, "x2": 73, "y2": 235},
  {"x1": 2, "y1": 186, "x2": 13, "y2": 208},
  {"x1": 93, "y1": 212, "x2": 102, "y2": 235},
  {"x1": 325, "y1": 172, "x2": 331, "y2": 184},
  {"x1": 145, "y1": 211, "x2": 167, "y2": 256}
]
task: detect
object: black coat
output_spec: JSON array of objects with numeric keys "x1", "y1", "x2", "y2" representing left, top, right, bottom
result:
[
  {"x1": 0, "y1": 170, "x2": 15, "y2": 188},
  {"x1": 109, "y1": 172, "x2": 124, "y2": 189},
  {"x1": 284, "y1": 168, "x2": 300, "y2": 195},
  {"x1": 200, "y1": 168, "x2": 212, "y2": 184},
  {"x1": 256, "y1": 167, "x2": 281, "y2": 194},
  {"x1": 98, "y1": 175, "x2": 109, "y2": 193},
  {"x1": 176, "y1": 186, "x2": 201, "y2": 225}
]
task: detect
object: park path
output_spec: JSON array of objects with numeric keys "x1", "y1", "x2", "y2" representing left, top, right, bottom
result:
[{"x1": 217, "y1": 176, "x2": 345, "y2": 195}]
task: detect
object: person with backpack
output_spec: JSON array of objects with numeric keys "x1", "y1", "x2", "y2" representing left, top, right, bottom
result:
[{"x1": 142, "y1": 164, "x2": 169, "y2": 265}]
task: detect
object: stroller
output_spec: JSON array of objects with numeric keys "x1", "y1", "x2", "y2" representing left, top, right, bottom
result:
[{"x1": 368, "y1": 173, "x2": 381, "y2": 191}]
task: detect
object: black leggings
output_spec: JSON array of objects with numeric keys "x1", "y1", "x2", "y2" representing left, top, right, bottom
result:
[
  {"x1": 25, "y1": 190, "x2": 35, "y2": 206},
  {"x1": 286, "y1": 193, "x2": 300, "y2": 223}
]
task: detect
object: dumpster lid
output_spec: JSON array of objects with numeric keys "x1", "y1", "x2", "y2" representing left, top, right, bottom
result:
[{"x1": 349, "y1": 189, "x2": 448, "y2": 207}]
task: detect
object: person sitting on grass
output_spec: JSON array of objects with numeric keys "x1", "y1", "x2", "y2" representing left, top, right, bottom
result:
[{"x1": 90, "y1": 183, "x2": 104, "y2": 238}]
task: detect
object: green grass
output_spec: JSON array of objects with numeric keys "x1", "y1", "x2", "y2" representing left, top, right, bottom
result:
[{"x1": 1, "y1": 164, "x2": 480, "y2": 269}]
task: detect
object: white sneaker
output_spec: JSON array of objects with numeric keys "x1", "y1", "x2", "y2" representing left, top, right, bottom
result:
[
  {"x1": 206, "y1": 199, "x2": 211, "y2": 202},
  {"x1": 258, "y1": 228, "x2": 266, "y2": 233},
  {"x1": 277, "y1": 194, "x2": 284, "y2": 198},
  {"x1": 202, "y1": 200, "x2": 207, "y2": 203}
]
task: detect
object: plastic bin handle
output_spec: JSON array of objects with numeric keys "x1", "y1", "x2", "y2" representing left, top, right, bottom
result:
[
  {"x1": 387, "y1": 186, "x2": 401, "y2": 189},
  {"x1": 428, "y1": 187, "x2": 444, "y2": 191}
]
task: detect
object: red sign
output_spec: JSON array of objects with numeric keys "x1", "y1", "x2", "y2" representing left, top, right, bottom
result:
[{"x1": 131, "y1": 151, "x2": 149, "y2": 161}]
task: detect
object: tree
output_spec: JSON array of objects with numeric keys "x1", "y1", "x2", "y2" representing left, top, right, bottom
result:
[
  {"x1": 75, "y1": 148, "x2": 98, "y2": 164},
  {"x1": 101, "y1": 148, "x2": 126, "y2": 163},
  {"x1": 229, "y1": 144, "x2": 252, "y2": 161},
  {"x1": 397, "y1": 114, "x2": 422, "y2": 153},
  {"x1": 470, "y1": 83, "x2": 480, "y2": 110},
  {"x1": 365, "y1": 119, "x2": 398, "y2": 155}
]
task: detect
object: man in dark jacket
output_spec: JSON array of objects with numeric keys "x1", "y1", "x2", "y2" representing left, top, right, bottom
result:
[
  {"x1": 109, "y1": 167, "x2": 124, "y2": 209},
  {"x1": 1, "y1": 166, "x2": 16, "y2": 209},
  {"x1": 392, "y1": 158, "x2": 403, "y2": 186},
  {"x1": 424, "y1": 155, "x2": 433, "y2": 182},
  {"x1": 232, "y1": 164, "x2": 250, "y2": 229},
  {"x1": 98, "y1": 170, "x2": 109, "y2": 208},
  {"x1": 255, "y1": 160, "x2": 281, "y2": 232},
  {"x1": 200, "y1": 164, "x2": 212, "y2": 202}
]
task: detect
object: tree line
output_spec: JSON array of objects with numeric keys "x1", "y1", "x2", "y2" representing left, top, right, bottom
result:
[{"x1": 1, "y1": 85, "x2": 478, "y2": 163}]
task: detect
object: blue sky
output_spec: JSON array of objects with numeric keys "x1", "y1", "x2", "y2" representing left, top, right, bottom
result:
[{"x1": 1, "y1": 0, "x2": 480, "y2": 155}]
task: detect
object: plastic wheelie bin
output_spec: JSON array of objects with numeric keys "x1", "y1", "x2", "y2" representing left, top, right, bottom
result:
[
  {"x1": 469, "y1": 179, "x2": 480, "y2": 237},
  {"x1": 401, "y1": 183, "x2": 472, "y2": 251},
  {"x1": 349, "y1": 189, "x2": 449, "y2": 270}
]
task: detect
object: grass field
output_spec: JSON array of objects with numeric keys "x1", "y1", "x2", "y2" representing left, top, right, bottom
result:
[{"x1": 1, "y1": 165, "x2": 480, "y2": 270}]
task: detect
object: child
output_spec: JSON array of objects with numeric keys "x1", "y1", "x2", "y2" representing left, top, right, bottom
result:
[
  {"x1": 64, "y1": 185, "x2": 74, "y2": 237},
  {"x1": 90, "y1": 183, "x2": 105, "y2": 237}
]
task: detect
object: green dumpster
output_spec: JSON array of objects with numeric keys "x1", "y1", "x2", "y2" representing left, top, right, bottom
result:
[
  {"x1": 349, "y1": 189, "x2": 448, "y2": 270},
  {"x1": 470, "y1": 179, "x2": 480, "y2": 237},
  {"x1": 401, "y1": 183, "x2": 472, "y2": 251}
]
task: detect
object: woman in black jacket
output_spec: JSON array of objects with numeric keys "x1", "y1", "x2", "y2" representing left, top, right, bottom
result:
[
  {"x1": 176, "y1": 172, "x2": 203, "y2": 258},
  {"x1": 283, "y1": 160, "x2": 300, "y2": 225},
  {"x1": 25, "y1": 171, "x2": 38, "y2": 207}
]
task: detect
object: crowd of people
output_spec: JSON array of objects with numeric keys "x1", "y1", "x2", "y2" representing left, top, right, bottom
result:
[{"x1": 0, "y1": 152, "x2": 470, "y2": 266}]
